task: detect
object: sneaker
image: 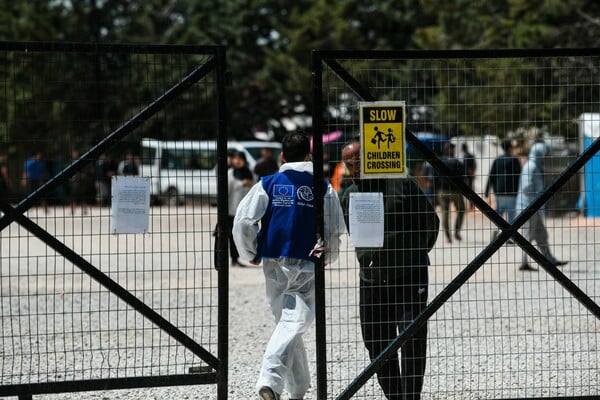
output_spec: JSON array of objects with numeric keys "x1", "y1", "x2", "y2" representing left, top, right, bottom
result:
[
  {"x1": 519, "y1": 263, "x2": 538, "y2": 271},
  {"x1": 258, "y1": 386, "x2": 280, "y2": 400},
  {"x1": 552, "y1": 260, "x2": 568, "y2": 267}
]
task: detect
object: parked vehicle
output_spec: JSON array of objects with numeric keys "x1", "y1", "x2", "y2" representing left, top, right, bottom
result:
[
  {"x1": 139, "y1": 138, "x2": 281, "y2": 204},
  {"x1": 236, "y1": 140, "x2": 282, "y2": 167}
]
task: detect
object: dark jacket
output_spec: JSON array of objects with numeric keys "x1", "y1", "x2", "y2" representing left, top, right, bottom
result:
[
  {"x1": 342, "y1": 178, "x2": 440, "y2": 284},
  {"x1": 484, "y1": 153, "x2": 522, "y2": 197},
  {"x1": 433, "y1": 156, "x2": 464, "y2": 192}
]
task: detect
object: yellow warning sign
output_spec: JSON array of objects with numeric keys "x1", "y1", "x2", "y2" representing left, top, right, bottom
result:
[{"x1": 359, "y1": 101, "x2": 406, "y2": 178}]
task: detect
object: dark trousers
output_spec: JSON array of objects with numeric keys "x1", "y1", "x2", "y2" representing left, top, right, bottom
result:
[
  {"x1": 359, "y1": 269, "x2": 428, "y2": 400},
  {"x1": 214, "y1": 216, "x2": 240, "y2": 267},
  {"x1": 227, "y1": 215, "x2": 240, "y2": 262},
  {"x1": 437, "y1": 189, "x2": 465, "y2": 238}
]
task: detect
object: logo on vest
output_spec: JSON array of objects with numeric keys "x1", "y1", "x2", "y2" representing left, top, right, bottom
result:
[
  {"x1": 272, "y1": 184, "x2": 294, "y2": 207},
  {"x1": 296, "y1": 185, "x2": 314, "y2": 208}
]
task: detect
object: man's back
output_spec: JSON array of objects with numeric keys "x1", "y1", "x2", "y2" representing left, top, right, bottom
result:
[
  {"x1": 464, "y1": 151, "x2": 475, "y2": 172},
  {"x1": 433, "y1": 156, "x2": 464, "y2": 192},
  {"x1": 488, "y1": 153, "x2": 521, "y2": 196},
  {"x1": 258, "y1": 167, "x2": 319, "y2": 261}
]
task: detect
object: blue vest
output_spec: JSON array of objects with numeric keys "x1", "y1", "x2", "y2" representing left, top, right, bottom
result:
[{"x1": 258, "y1": 170, "x2": 324, "y2": 262}]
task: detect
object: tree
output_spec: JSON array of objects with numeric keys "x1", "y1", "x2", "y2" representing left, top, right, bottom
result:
[{"x1": 412, "y1": 0, "x2": 600, "y2": 138}]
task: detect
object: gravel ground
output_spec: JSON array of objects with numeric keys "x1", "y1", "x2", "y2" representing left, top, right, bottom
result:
[{"x1": 1, "y1": 206, "x2": 598, "y2": 399}]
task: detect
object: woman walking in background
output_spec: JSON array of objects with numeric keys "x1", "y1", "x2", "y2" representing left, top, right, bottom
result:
[{"x1": 228, "y1": 151, "x2": 254, "y2": 266}]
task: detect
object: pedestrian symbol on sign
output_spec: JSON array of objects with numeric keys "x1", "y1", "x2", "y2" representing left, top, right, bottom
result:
[
  {"x1": 385, "y1": 129, "x2": 396, "y2": 148},
  {"x1": 370, "y1": 126, "x2": 397, "y2": 150}
]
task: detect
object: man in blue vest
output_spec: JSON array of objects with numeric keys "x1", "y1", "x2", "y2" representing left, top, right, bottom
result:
[{"x1": 233, "y1": 132, "x2": 345, "y2": 400}]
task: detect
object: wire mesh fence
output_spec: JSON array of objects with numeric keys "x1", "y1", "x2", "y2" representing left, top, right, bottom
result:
[
  {"x1": 315, "y1": 51, "x2": 600, "y2": 399},
  {"x1": 0, "y1": 43, "x2": 225, "y2": 397}
]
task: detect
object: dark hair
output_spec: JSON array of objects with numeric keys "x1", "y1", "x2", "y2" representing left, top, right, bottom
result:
[
  {"x1": 282, "y1": 132, "x2": 310, "y2": 162},
  {"x1": 231, "y1": 150, "x2": 247, "y2": 162},
  {"x1": 443, "y1": 142, "x2": 455, "y2": 155},
  {"x1": 501, "y1": 138, "x2": 513, "y2": 153}
]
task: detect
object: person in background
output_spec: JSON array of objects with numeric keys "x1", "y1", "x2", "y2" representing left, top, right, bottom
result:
[
  {"x1": 484, "y1": 139, "x2": 522, "y2": 238},
  {"x1": 330, "y1": 161, "x2": 350, "y2": 195},
  {"x1": 0, "y1": 152, "x2": 11, "y2": 207},
  {"x1": 22, "y1": 150, "x2": 48, "y2": 212},
  {"x1": 226, "y1": 148, "x2": 236, "y2": 168},
  {"x1": 341, "y1": 140, "x2": 439, "y2": 400},
  {"x1": 420, "y1": 161, "x2": 435, "y2": 206},
  {"x1": 433, "y1": 142, "x2": 465, "y2": 243},
  {"x1": 253, "y1": 147, "x2": 279, "y2": 178},
  {"x1": 68, "y1": 149, "x2": 89, "y2": 215},
  {"x1": 233, "y1": 132, "x2": 345, "y2": 400},
  {"x1": 228, "y1": 151, "x2": 254, "y2": 266},
  {"x1": 462, "y1": 143, "x2": 476, "y2": 211},
  {"x1": 95, "y1": 153, "x2": 110, "y2": 206},
  {"x1": 118, "y1": 152, "x2": 138, "y2": 176},
  {"x1": 515, "y1": 141, "x2": 567, "y2": 271}
]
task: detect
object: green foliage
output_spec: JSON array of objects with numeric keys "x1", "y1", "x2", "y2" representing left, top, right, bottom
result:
[
  {"x1": 1, "y1": 0, "x2": 599, "y2": 153},
  {"x1": 411, "y1": 0, "x2": 600, "y2": 137}
]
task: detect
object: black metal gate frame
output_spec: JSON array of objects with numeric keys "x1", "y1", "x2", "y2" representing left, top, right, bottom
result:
[
  {"x1": 311, "y1": 48, "x2": 600, "y2": 400},
  {"x1": 0, "y1": 42, "x2": 230, "y2": 400}
]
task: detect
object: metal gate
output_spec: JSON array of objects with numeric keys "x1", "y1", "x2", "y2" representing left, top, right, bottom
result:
[
  {"x1": 0, "y1": 42, "x2": 229, "y2": 399},
  {"x1": 312, "y1": 49, "x2": 600, "y2": 399}
]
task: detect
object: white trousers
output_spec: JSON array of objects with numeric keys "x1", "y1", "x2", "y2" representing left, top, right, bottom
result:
[{"x1": 256, "y1": 258, "x2": 315, "y2": 398}]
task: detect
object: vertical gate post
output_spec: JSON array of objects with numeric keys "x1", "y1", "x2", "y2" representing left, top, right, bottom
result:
[
  {"x1": 311, "y1": 50, "x2": 328, "y2": 400},
  {"x1": 215, "y1": 46, "x2": 230, "y2": 400}
]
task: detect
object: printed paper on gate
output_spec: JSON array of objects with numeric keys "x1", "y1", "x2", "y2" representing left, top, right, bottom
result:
[
  {"x1": 111, "y1": 176, "x2": 151, "y2": 234},
  {"x1": 348, "y1": 192, "x2": 384, "y2": 248}
]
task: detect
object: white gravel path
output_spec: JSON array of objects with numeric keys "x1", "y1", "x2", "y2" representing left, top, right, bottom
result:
[{"x1": 1, "y1": 207, "x2": 598, "y2": 399}]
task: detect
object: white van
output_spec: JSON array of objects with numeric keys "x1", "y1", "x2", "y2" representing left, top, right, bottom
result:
[
  {"x1": 139, "y1": 138, "x2": 281, "y2": 204},
  {"x1": 236, "y1": 140, "x2": 282, "y2": 166}
]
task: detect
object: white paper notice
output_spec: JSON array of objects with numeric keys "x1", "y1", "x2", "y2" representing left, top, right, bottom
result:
[
  {"x1": 111, "y1": 176, "x2": 150, "y2": 234},
  {"x1": 349, "y1": 192, "x2": 384, "y2": 247}
]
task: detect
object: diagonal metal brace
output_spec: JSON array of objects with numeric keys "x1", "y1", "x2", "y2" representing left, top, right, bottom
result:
[{"x1": 0, "y1": 199, "x2": 220, "y2": 370}]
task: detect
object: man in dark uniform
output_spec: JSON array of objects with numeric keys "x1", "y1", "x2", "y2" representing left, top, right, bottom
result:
[{"x1": 341, "y1": 140, "x2": 439, "y2": 400}]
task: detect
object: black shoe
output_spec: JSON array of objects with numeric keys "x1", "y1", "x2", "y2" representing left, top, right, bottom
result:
[
  {"x1": 553, "y1": 260, "x2": 568, "y2": 267},
  {"x1": 258, "y1": 386, "x2": 280, "y2": 400},
  {"x1": 231, "y1": 260, "x2": 242, "y2": 267},
  {"x1": 519, "y1": 263, "x2": 538, "y2": 271}
]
